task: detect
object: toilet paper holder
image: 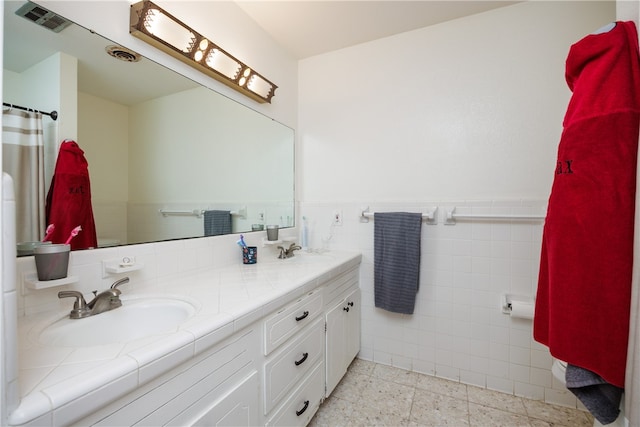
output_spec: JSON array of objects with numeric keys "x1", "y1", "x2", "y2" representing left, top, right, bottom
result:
[{"x1": 501, "y1": 293, "x2": 535, "y2": 317}]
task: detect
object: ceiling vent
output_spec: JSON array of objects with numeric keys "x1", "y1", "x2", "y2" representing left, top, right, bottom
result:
[
  {"x1": 15, "y1": 1, "x2": 72, "y2": 33},
  {"x1": 105, "y1": 45, "x2": 142, "y2": 63}
]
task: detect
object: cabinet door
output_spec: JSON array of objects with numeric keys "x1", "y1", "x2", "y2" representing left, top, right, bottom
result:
[
  {"x1": 325, "y1": 297, "x2": 348, "y2": 396},
  {"x1": 191, "y1": 371, "x2": 259, "y2": 427},
  {"x1": 345, "y1": 288, "x2": 361, "y2": 363},
  {"x1": 325, "y1": 287, "x2": 361, "y2": 397}
]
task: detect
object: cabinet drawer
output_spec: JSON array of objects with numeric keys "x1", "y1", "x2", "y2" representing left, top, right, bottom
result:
[
  {"x1": 264, "y1": 317, "x2": 324, "y2": 414},
  {"x1": 264, "y1": 288, "x2": 323, "y2": 355},
  {"x1": 324, "y1": 267, "x2": 358, "y2": 306},
  {"x1": 266, "y1": 361, "x2": 324, "y2": 427}
]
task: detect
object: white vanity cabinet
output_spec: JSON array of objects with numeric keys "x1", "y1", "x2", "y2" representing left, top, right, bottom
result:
[
  {"x1": 261, "y1": 265, "x2": 361, "y2": 425},
  {"x1": 324, "y1": 268, "x2": 361, "y2": 396}
]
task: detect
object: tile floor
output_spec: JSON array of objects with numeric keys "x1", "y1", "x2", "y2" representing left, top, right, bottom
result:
[{"x1": 309, "y1": 358, "x2": 594, "y2": 427}]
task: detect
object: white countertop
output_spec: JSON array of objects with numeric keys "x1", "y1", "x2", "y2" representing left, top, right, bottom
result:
[{"x1": 12, "y1": 250, "x2": 361, "y2": 426}]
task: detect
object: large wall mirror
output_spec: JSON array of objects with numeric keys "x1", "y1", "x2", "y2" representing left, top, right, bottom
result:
[{"x1": 3, "y1": 1, "x2": 295, "y2": 255}]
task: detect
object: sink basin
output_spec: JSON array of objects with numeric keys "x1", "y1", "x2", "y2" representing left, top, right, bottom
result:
[{"x1": 37, "y1": 296, "x2": 196, "y2": 347}]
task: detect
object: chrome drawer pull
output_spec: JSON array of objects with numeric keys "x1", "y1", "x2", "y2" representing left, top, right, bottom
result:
[
  {"x1": 296, "y1": 400, "x2": 310, "y2": 416},
  {"x1": 295, "y1": 310, "x2": 309, "y2": 321},
  {"x1": 294, "y1": 352, "x2": 309, "y2": 366}
]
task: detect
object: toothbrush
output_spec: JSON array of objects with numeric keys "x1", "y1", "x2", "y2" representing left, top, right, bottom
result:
[
  {"x1": 42, "y1": 224, "x2": 55, "y2": 242},
  {"x1": 237, "y1": 234, "x2": 247, "y2": 248},
  {"x1": 64, "y1": 225, "x2": 82, "y2": 245}
]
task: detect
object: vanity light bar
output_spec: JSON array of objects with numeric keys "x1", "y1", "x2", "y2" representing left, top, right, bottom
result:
[{"x1": 129, "y1": 0, "x2": 277, "y2": 104}]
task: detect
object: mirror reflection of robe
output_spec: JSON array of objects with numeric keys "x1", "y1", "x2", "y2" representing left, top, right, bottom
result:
[{"x1": 45, "y1": 140, "x2": 97, "y2": 250}]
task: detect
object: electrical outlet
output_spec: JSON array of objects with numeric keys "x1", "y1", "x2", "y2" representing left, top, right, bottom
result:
[{"x1": 333, "y1": 210, "x2": 343, "y2": 226}]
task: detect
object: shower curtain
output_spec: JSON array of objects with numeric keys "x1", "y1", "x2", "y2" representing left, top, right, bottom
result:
[{"x1": 1, "y1": 109, "x2": 46, "y2": 243}]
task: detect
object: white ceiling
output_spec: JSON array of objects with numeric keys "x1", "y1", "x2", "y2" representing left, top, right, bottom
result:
[{"x1": 235, "y1": 1, "x2": 520, "y2": 59}]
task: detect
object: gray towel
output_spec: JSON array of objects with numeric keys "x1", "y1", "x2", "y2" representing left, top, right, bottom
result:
[
  {"x1": 566, "y1": 364, "x2": 623, "y2": 425},
  {"x1": 203, "y1": 210, "x2": 231, "y2": 236},
  {"x1": 374, "y1": 212, "x2": 422, "y2": 314}
]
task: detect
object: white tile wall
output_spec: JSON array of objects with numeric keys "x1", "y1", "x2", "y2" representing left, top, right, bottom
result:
[{"x1": 300, "y1": 199, "x2": 581, "y2": 409}]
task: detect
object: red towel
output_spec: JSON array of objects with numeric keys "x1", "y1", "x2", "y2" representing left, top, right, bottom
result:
[
  {"x1": 45, "y1": 140, "x2": 98, "y2": 250},
  {"x1": 534, "y1": 22, "x2": 640, "y2": 388}
]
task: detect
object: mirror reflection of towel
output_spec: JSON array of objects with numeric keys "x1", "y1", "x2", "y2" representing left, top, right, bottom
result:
[
  {"x1": 45, "y1": 140, "x2": 98, "y2": 250},
  {"x1": 203, "y1": 210, "x2": 231, "y2": 236}
]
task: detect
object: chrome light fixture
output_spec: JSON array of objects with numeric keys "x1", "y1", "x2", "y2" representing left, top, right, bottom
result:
[{"x1": 130, "y1": 0, "x2": 277, "y2": 104}]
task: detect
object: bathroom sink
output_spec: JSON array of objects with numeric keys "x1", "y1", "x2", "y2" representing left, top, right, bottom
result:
[{"x1": 37, "y1": 296, "x2": 196, "y2": 347}]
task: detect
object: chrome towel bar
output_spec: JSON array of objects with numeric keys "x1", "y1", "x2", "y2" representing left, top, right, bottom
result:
[
  {"x1": 358, "y1": 206, "x2": 545, "y2": 225},
  {"x1": 360, "y1": 206, "x2": 438, "y2": 224},
  {"x1": 159, "y1": 206, "x2": 247, "y2": 219},
  {"x1": 444, "y1": 207, "x2": 545, "y2": 225}
]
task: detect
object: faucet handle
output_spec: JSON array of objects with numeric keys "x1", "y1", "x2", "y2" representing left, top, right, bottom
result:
[
  {"x1": 58, "y1": 290, "x2": 91, "y2": 319},
  {"x1": 58, "y1": 290, "x2": 87, "y2": 306}
]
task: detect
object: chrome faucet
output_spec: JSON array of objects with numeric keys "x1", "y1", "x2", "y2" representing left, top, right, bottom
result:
[
  {"x1": 58, "y1": 277, "x2": 129, "y2": 319},
  {"x1": 277, "y1": 243, "x2": 302, "y2": 259}
]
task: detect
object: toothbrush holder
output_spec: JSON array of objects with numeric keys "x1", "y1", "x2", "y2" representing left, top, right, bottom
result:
[
  {"x1": 266, "y1": 225, "x2": 279, "y2": 241},
  {"x1": 242, "y1": 246, "x2": 257, "y2": 264},
  {"x1": 34, "y1": 244, "x2": 70, "y2": 281}
]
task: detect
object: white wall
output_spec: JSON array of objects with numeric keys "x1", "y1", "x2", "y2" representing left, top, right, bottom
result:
[
  {"x1": 78, "y1": 92, "x2": 129, "y2": 245},
  {"x1": 128, "y1": 87, "x2": 293, "y2": 203},
  {"x1": 2, "y1": 52, "x2": 77, "y2": 193},
  {"x1": 298, "y1": 0, "x2": 616, "y2": 409},
  {"x1": 299, "y1": 1, "x2": 613, "y2": 203}
]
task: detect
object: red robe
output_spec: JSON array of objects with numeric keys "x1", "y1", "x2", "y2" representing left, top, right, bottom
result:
[
  {"x1": 45, "y1": 140, "x2": 98, "y2": 250},
  {"x1": 534, "y1": 21, "x2": 640, "y2": 388}
]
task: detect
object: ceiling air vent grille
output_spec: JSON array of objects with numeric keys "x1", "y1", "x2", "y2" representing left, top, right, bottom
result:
[
  {"x1": 105, "y1": 45, "x2": 142, "y2": 63},
  {"x1": 15, "y1": 1, "x2": 72, "y2": 33}
]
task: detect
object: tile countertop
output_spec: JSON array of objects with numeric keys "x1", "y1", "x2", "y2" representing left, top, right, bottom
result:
[{"x1": 11, "y1": 250, "x2": 362, "y2": 426}]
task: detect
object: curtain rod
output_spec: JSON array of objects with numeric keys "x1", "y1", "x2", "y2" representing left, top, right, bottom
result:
[{"x1": 3, "y1": 102, "x2": 58, "y2": 121}]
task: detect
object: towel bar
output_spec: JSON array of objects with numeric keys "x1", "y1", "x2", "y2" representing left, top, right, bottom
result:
[
  {"x1": 159, "y1": 206, "x2": 248, "y2": 219},
  {"x1": 159, "y1": 209, "x2": 203, "y2": 218},
  {"x1": 444, "y1": 207, "x2": 545, "y2": 225},
  {"x1": 360, "y1": 206, "x2": 438, "y2": 224}
]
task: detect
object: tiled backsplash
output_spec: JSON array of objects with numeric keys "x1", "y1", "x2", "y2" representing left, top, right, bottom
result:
[
  {"x1": 14, "y1": 230, "x2": 293, "y2": 317},
  {"x1": 300, "y1": 199, "x2": 583, "y2": 410}
]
